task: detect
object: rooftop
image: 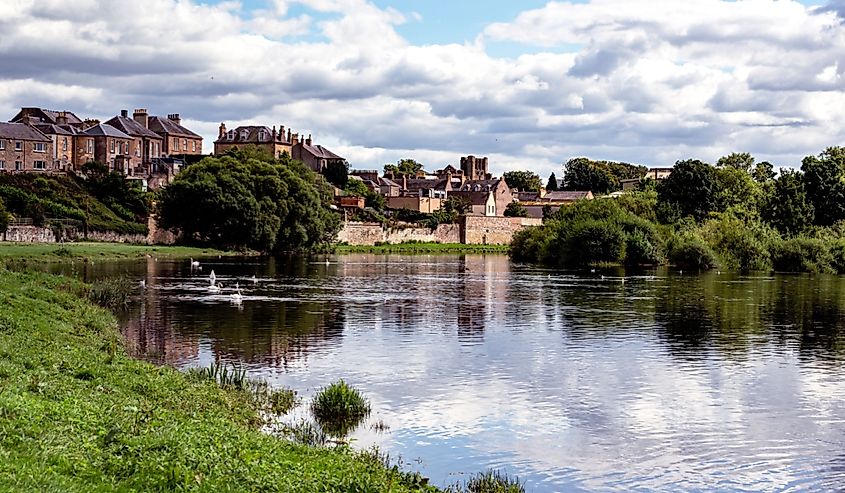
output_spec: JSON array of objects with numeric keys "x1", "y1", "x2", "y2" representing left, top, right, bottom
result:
[{"x1": 0, "y1": 122, "x2": 50, "y2": 141}]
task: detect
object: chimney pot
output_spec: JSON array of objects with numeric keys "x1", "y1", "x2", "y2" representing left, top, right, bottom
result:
[{"x1": 133, "y1": 109, "x2": 149, "y2": 128}]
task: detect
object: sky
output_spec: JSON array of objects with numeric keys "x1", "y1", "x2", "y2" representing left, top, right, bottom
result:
[{"x1": 1, "y1": 0, "x2": 844, "y2": 177}]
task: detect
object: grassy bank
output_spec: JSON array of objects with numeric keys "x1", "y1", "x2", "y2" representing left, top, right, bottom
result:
[
  {"x1": 0, "y1": 268, "x2": 434, "y2": 492},
  {"x1": 0, "y1": 242, "x2": 239, "y2": 263},
  {"x1": 334, "y1": 242, "x2": 510, "y2": 254}
]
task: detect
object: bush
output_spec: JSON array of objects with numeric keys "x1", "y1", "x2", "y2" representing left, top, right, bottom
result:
[
  {"x1": 509, "y1": 224, "x2": 555, "y2": 264},
  {"x1": 311, "y1": 380, "x2": 371, "y2": 437},
  {"x1": 698, "y1": 214, "x2": 773, "y2": 271},
  {"x1": 561, "y1": 219, "x2": 626, "y2": 266},
  {"x1": 831, "y1": 241, "x2": 845, "y2": 273},
  {"x1": 668, "y1": 234, "x2": 720, "y2": 271},
  {"x1": 771, "y1": 237, "x2": 834, "y2": 273}
]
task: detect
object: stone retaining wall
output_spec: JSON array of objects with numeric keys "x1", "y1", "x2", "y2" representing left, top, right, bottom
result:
[{"x1": 337, "y1": 216, "x2": 542, "y2": 246}]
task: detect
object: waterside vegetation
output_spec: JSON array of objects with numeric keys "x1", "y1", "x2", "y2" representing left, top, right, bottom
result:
[
  {"x1": 513, "y1": 148, "x2": 845, "y2": 273},
  {"x1": 0, "y1": 242, "x2": 233, "y2": 263}
]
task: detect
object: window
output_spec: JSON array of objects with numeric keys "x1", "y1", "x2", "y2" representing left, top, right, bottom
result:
[
  {"x1": 15, "y1": 161, "x2": 22, "y2": 171},
  {"x1": 34, "y1": 142, "x2": 46, "y2": 152},
  {"x1": 192, "y1": 140, "x2": 196, "y2": 152},
  {"x1": 111, "y1": 139, "x2": 115, "y2": 154},
  {"x1": 33, "y1": 160, "x2": 46, "y2": 170},
  {"x1": 154, "y1": 142, "x2": 159, "y2": 156},
  {"x1": 62, "y1": 138, "x2": 68, "y2": 151},
  {"x1": 87, "y1": 139, "x2": 93, "y2": 154},
  {"x1": 125, "y1": 142, "x2": 130, "y2": 155},
  {"x1": 135, "y1": 143, "x2": 140, "y2": 157},
  {"x1": 227, "y1": 129, "x2": 235, "y2": 140},
  {"x1": 182, "y1": 139, "x2": 187, "y2": 152},
  {"x1": 0, "y1": 140, "x2": 5, "y2": 150},
  {"x1": 0, "y1": 160, "x2": 5, "y2": 169},
  {"x1": 173, "y1": 138, "x2": 178, "y2": 150},
  {"x1": 15, "y1": 141, "x2": 22, "y2": 151}
]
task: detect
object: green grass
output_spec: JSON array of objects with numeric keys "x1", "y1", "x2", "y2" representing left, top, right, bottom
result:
[
  {"x1": 311, "y1": 380, "x2": 372, "y2": 438},
  {"x1": 334, "y1": 242, "x2": 510, "y2": 254},
  {"x1": 0, "y1": 269, "x2": 436, "y2": 492},
  {"x1": 0, "y1": 242, "x2": 236, "y2": 263}
]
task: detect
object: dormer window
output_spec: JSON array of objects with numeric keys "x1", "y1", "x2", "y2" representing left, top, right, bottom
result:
[
  {"x1": 240, "y1": 129, "x2": 249, "y2": 141},
  {"x1": 258, "y1": 129, "x2": 267, "y2": 141},
  {"x1": 227, "y1": 129, "x2": 235, "y2": 140}
]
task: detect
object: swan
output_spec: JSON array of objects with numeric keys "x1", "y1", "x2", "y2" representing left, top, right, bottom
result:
[
  {"x1": 209, "y1": 282, "x2": 222, "y2": 293},
  {"x1": 230, "y1": 283, "x2": 243, "y2": 303},
  {"x1": 139, "y1": 279, "x2": 146, "y2": 289},
  {"x1": 325, "y1": 259, "x2": 330, "y2": 266},
  {"x1": 250, "y1": 275, "x2": 257, "y2": 284},
  {"x1": 209, "y1": 270, "x2": 217, "y2": 285},
  {"x1": 190, "y1": 258, "x2": 200, "y2": 268}
]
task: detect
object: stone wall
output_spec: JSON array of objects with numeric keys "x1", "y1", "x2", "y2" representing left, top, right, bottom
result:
[
  {"x1": 461, "y1": 216, "x2": 543, "y2": 245},
  {"x1": 3, "y1": 225, "x2": 56, "y2": 243},
  {"x1": 337, "y1": 222, "x2": 460, "y2": 245}
]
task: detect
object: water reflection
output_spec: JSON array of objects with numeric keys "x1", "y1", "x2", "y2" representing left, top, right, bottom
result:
[{"x1": 46, "y1": 255, "x2": 845, "y2": 492}]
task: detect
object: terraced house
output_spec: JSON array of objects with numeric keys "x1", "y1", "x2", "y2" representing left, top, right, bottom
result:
[{"x1": 0, "y1": 122, "x2": 53, "y2": 172}]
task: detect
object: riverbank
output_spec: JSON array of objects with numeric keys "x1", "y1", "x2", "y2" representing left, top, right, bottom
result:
[
  {"x1": 0, "y1": 268, "x2": 435, "y2": 492},
  {"x1": 0, "y1": 242, "x2": 240, "y2": 263},
  {"x1": 333, "y1": 242, "x2": 510, "y2": 254}
]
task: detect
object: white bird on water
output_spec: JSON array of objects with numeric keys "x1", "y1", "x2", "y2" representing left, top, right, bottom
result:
[
  {"x1": 209, "y1": 282, "x2": 221, "y2": 294},
  {"x1": 325, "y1": 259, "x2": 330, "y2": 266},
  {"x1": 209, "y1": 270, "x2": 217, "y2": 285},
  {"x1": 139, "y1": 279, "x2": 146, "y2": 289},
  {"x1": 231, "y1": 283, "x2": 243, "y2": 303},
  {"x1": 190, "y1": 258, "x2": 200, "y2": 268}
]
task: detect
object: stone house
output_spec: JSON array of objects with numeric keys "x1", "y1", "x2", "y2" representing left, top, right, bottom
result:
[
  {"x1": 449, "y1": 178, "x2": 513, "y2": 217},
  {"x1": 139, "y1": 111, "x2": 202, "y2": 156},
  {"x1": 350, "y1": 170, "x2": 401, "y2": 197},
  {"x1": 10, "y1": 108, "x2": 85, "y2": 130},
  {"x1": 519, "y1": 190, "x2": 594, "y2": 218},
  {"x1": 214, "y1": 124, "x2": 292, "y2": 158},
  {"x1": 290, "y1": 133, "x2": 346, "y2": 173},
  {"x1": 105, "y1": 110, "x2": 164, "y2": 175},
  {"x1": 81, "y1": 124, "x2": 133, "y2": 173},
  {"x1": 0, "y1": 122, "x2": 53, "y2": 173},
  {"x1": 30, "y1": 123, "x2": 74, "y2": 172}
]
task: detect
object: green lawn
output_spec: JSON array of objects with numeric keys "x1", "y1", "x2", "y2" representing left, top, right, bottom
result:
[
  {"x1": 0, "y1": 242, "x2": 237, "y2": 262},
  {"x1": 334, "y1": 242, "x2": 510, "y2": 254},
  {"x1": 0, "y1": 269, "x2": 434, "y2": 492}
]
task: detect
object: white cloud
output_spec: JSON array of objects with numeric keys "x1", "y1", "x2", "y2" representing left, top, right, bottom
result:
[{"x1": 2, "y1": 0, "x2": 845, "y2": 178}]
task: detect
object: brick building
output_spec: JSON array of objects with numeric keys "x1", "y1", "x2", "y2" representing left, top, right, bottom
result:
[
  {"x1": 214, "y1": 123, "x2": 292, "y2": 158},
  {"x1": 290, "y1": 133, "x2": 346, "y2": 173},
  {"x1": 0, "y1": 122, "x2": 53, "y2": 172},
  {"x1": 136, "y1": 111, "x2": 202, "y2": 156},
  {"x1": 105, "y1": 110, "x2": 164, "y2": 175},
  {"x1": 81, "y1": 124, "x2": 133, "y2": 173}
]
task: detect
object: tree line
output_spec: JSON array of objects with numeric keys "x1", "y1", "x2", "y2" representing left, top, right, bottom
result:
[{"x1": 511, "y1": 147, "x2": 845, "y2": 273}]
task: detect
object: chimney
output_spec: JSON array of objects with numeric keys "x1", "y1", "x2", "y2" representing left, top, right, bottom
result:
[
  {"x1": 403, "y1": 174, "x2": 407, "y2": 191},
  {"x1": 446, "y1": 171, "x2": 453, "y2": 192},
  {"x1": 133, "y1": 109, "x2": 148, "y2": 128},
  {"x1": 287, "y1": 128, "x2": 292, "y2": 142},
  {"x1": 56, "y1": 111, "x2": 68, "y2": 125},
  {"x1": 305, "y1": 133, "x2": 312, "y2": 146},
  {"x1": 291, "y1": 133, "x2": 299, "y2": 145},
  {"x1": 218, "y1": 122, "x2": 227, "y2": 139},
  {"x1": 167, "y1": 113, "x2": 181, "y2": 125},
  {"x1": 272, "y1": 126, "x2": 276, "y2": 140},
  {"x1": 120, "y1": 109, "x2": 128, "y2": 118},
  {"x1": 279, "y1": 125, "x2": 285, "y2": 141}
]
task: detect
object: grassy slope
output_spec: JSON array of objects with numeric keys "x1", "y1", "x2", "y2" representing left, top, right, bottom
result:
[
  {"x1": 0, "y1": 270, "x2": 433, "y2": 492},
  {"x1": 335, "y1": 243, "x2": 510, "y2": 254},
  {"x1": 0, "y1": 242, "x2": 234, "y2": 262}
]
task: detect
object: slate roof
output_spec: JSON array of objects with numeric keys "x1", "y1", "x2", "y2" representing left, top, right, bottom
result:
[
  {"x1": 447, "y1": 190, "x2": 492, "y2": 205},
  {"x1": 455, "y1": 179, "x2": 502, "y2": 192},
  {"x1": 81, "y1": 123, "x2": 132, "y2": 139},
  {"x1": 105, "y1": 115, "x2": 162, "y2": 139},
  {"x1": 11, "y1": 108, "x2": 83, "y2": 126},
  {"x1": 541, "y1": 191, "x2": 592, "y2": 201},
  {"x1": 32, "y1": 123, "x2": 73, "y2": 136},
  {"x1": 148, "y1": 116, "x2": 201, "y2": 138},
  {"x1": 300, "y1": 143, "x2": 344, "y2": 161},
  {"x1": 0, "y1": 122, "x2": 50, "y2": 141}
]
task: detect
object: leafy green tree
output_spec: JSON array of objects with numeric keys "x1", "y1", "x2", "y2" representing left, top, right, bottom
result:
[
  {"x1": 443, "y1": 196, "x2": 471, "y2": 215},
  {"x1": 752, "y1": 161, "x2": 776, "y2": 184},
  {"x1": 546, "y1": 172, "x2": 559, "y2": 191},
  {"x1": 562, "y1": 158, "x2": 619, "y2": 194},
  {"x1": 323, "y1": 160, "x2": 349, "y2": 189},
  {"x1": 714, "y1": 166, "x2": 760, "y2": 213},
  {"x1": 761, "y1": 169, "x2": 813, "y2": 235},
  {"x1": 503, "y1": 170, "x2": 542, "y2": 192},
  {"x1": 801, "y1": 147, "x2": 845, "y2": 226},
  {"x1": 344, "y1": 179, "x2": 384, "y2": 211},
  {"x1": 716, "y1": 152, "x2": 755, "y2": 173},
  {"x1": 504, "y1": 202, "x2": 528, "y2": 217},
  {"x1": 158, "y1": 155, "x2": 339, "y2": 251},
  {"x1": 0, "y1": 197, "x2": 9, "y2": 234},
  {"x1": 657, "y1": 159, "x2": 718, "y2": 222},
  {"x1": 384, "y1": 159, "x2": 423, "y2": 177}
]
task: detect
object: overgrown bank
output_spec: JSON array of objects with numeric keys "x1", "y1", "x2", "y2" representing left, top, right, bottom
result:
[{"x1": 0, "y1": 269, "x2": 435, "y2": 492}]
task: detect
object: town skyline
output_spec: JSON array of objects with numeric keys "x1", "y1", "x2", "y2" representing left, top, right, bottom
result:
[{"x1": 1, "y1": 0, "x2": 843, "y2": 176}]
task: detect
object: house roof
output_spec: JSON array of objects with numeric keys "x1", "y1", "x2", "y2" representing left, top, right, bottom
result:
[
  {"x1": 11, "y1": 108, "x2": 84, "y2": 126},
  {"x1": 215, "y1": 125, "x2": 289, "y2": 144},
  {"x1": 148, "y1": 116, "x2": 201, "y2": 138},
  {"x1": 455, "y1": 179, "x2": 502, "y2": 192},
  {"x1": 81, "y1": 123, "x2": 132, "y2": 139},
  {"x1": 32, "y1": 123, "x2": 73, "y2": 136},
  {"x1": 105, "y1": 115, "x2": 162, "y2": 139},
  {"x1": 542, "y1": 191, "x2": 592, "y2": 201},
  {"x1": 448, "y1": 190, "x2": 492, "y2": 205},
  {"x1": 380, "y1": 177, "x2": 400, "y2": 187},
  {"x1": 0, "y1": 122, "x2": 50, "y2": 141},
  {"x1": 300, "y1": 143, "x2": 344, "y2": 161},
  {"x1": 515, "y1": 191, "x2": 541, "y2": 201}
]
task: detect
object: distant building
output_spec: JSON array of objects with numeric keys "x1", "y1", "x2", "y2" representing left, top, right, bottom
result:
[
  {"x1": 134, "y1": 110, "x2": 202, "y2": 156},
  {"x1": 81, "y1": 124, "x2": 134, "y2": 174},
  {"x1": 291, "y1": 133, "x2": 346, "y2": 173},
  {"x1": 10, "y1": 108, "x2": 85, "y2": 129},
  {"x1": 0, "y1": 122, "x2": 53, "y2": 172},
  {"x1": 460, "y1": 155, "x2": 492, "y2": 181},
  {"x1": 449, "y1": 179, "x2": 513, "y2": 217},
  {"x1": 214, "y1": 123, "x2": 293, "y2": 158},
  {"x1": 518, "y1": 190, "x2": 594, "y2": 218},
  {"x1": 105, "y1": 110, "x2": 164, "y2": 175}
]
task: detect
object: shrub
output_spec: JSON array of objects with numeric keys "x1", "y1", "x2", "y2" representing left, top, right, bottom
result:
[
  {"x1": 561, "y1": 219, "x2": 626, "y2": 266},
  {"x1": 311, "y1": 379, "x2": 371, "y2": 437},
  {"x1": 831, "y1": 241, "x2": 845, "y2": 273},
  {"x1": 509, "y1": 224, "x2": 555, "y2": 264},
  {"x1": 446, "y1": 470, "x2": 525, "y2": 493},
  {"x1": 698, "y1": 214, "x2": 773, "y2": 271},
  {"x1": 88, "y1": 277, "x2": 134, "y2": 310},
  {"x1": 771, "y1": 237, "x2": 834, "y2": 273},
  {"x1": 668, "y1": 234, "x2": 720, "y2": 271}
]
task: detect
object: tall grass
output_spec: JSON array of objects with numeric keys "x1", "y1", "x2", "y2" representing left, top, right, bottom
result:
[
  {"x1": 87, "y1": 276, "x2": 134, "y2": 310},
  {"x1": 311, "y1": 379, "x2": 371, "y2": 437},
  {"x1": 445, "y1": 470, "x2": 525, "y2": 493}
]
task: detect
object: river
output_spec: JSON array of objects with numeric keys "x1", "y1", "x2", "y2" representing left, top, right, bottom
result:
[{"x1": 51, "y1": 254, "x2": 845, "y2": 492}]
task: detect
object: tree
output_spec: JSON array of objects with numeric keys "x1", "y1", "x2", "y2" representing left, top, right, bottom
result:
[
  {"x1": 752, "y1": 161, "x2": 776, "y2": 184},
  {"x1": 158, "y1": 154, "x2": 340, "y2": 251},
  {"x1": 504, "y1": 202, "x2": 528, "y2": 217},
  {"x1": 761, "y1": 169, "x2": 813, "y2": 235},
  {"x1": 801, "y1": 147, "x2": 845, "y2": 226},
  {"x1": 656, "y1": 159, "x2": 718, "y2": 222},
  {"x1": 384, "y1": 159, "x2": 423, "y2": 177},
  {"x1": 503, "y1": 170, "x2": 542, "y2": 192},
  {"x1": 344, "y1": 179, "x2": 384, "y2": 211},
  {"x1": 716, "y1": 152, "x2": 755, "y2": 173},
  {"x1": 546, "y1": 172, "x2": 559, "y2": 191},
  {"x1": 0, "y1": 197, "x2": 9, "y2": 234},
  {"x1": 714, "y1": 166, "x2": 760, "y2": 213},
  {"x1": 562, "y1": 158, "x2": 619, "y2": 194},
  {"x1": 443, "y1": 196, "x2": 471, "y2": 215},
  {"x1": 324, "y1": 160, "x2": 349, "y2": 189}
]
